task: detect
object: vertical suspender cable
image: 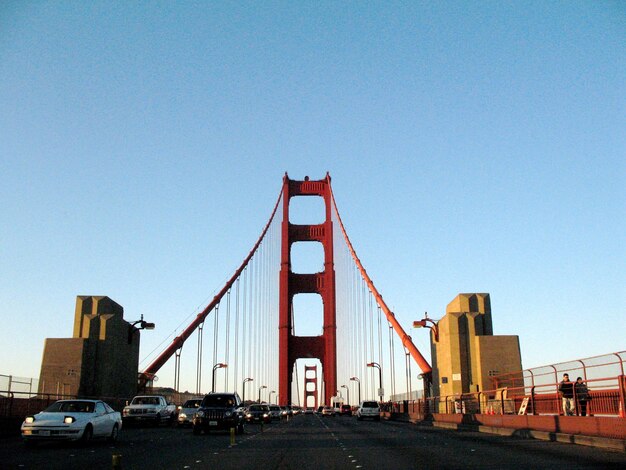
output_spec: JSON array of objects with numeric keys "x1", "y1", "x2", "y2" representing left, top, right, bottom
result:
[
  {"x1": 377, "y1": 305, "x2": 383, "y2": 396},
  {"x1": 174, "y1": 347, "x2": 182, "y2": 393},
  {"x1": 242, "y1": 268, "x2": 248, "y2": 381},
  {"x1": 369, "y1": 294, "x2": 375, "y2": 392},
  {"x1": 213, "y1": 304, "x2": 220, "y2": 380},
  {"x1": 389, "y1": 322, "x2": 396, "y2": 399},
  {"x1": 196, "y1": 322, "x2": 204, "y2": 394},
  {"x1": 234, "y1": 278, "x2": 240, "y2": 393},
  {"x1": 225, "y1": 290, "x2": 231, "y2": 390}
]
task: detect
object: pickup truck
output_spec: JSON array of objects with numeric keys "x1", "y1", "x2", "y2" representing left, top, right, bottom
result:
[{"x1": 122, "y1": 395, "x2": 177, "y2": 426}]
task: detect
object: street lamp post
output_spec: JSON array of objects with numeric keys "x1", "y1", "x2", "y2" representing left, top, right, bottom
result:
[
  {"x1": 127, "y1": 315, "x2": 155, "y2": 344},
  {"x1": 350, "y1": 376, "x2": 361, "y2": 405},
  {"x1": 269, "y1": 390, "x2": 276, "y2": 404},
  {"x1": 413, "y1": 312, "x2": 438, "y2": 397},
  {"x1": 341, "y1": 385, "x2": 350, "y2": 406},
  {"x1": 242, "y1": 377, "x2": 253, "y2": 404},
  {"x1": 367, "y1": 362, "x2": 383, "y2": 402},
  {"x1": 413, "y1": 312, "x2": 439, "y2": 341},
  {"x1": 258, "y1": 385, "x2": 267, "y2": 403},
  {"x1": 211, "y1": 363, "x2": 228, "y2": 393}
]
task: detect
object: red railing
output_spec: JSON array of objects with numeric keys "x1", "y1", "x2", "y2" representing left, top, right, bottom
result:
[{"x1": 391, "y1": 373, "x2": 625, "y2": 418}]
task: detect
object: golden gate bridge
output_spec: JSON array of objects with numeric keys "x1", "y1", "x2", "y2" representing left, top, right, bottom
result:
[{"x1": 138, "y1": 173, "x2": 431, "y2": 407}]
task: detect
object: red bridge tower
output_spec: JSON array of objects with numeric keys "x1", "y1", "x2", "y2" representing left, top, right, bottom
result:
[{"x1": 279, "y1": 173, "x2": 337, "y2": 406}]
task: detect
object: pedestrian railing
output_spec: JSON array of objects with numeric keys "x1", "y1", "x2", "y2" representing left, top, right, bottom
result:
[{"x1": 392, "y1": 373, "x2": 625, "y2": 418}]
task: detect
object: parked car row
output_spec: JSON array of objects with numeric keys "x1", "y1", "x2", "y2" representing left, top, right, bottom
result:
[{"x1": 20, "y1": 394, "x2": 381, "y2": 445}]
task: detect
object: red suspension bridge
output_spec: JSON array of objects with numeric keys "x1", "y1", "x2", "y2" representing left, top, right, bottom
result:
[{"x1": 138, "y1": 173, "x2": 431, "y2": 406}]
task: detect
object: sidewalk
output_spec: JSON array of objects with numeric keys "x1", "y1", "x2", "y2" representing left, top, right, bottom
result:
[{"x1": 385, "y1": 412, "x2": 626, "y2": 453}]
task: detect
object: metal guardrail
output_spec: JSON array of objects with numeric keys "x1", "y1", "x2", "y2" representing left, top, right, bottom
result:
[
  {"x1": 390, "y1": 374, "x2": 625, "y2": 418},
  {"x1": 490, "y1": 351, "x2": 626, "y2": 391}
]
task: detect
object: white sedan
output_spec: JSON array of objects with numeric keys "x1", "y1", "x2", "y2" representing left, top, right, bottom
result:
[{"x1": 21, "y1": 399, "x2": 122, "y2": 444}]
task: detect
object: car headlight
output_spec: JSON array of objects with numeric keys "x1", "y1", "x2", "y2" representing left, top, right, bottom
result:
[
  {"x1": 246, "y1": 413, "x2": 252, "y2": 418},
  {"x1": 263, "y1": 413, "x2": 268, "y2": 418},
  {"x1": 179, "y1": 413, "x2": 187, "y2": 419},
  {"x1": 64, "y1": 416, "x2": 75, "y2": 424},
  {"x1": 25, "y1": 416, "x2": 35, "y2": 424},
  {"x1": 196, "y1": 410, "x2": 205, "y2": 418}
]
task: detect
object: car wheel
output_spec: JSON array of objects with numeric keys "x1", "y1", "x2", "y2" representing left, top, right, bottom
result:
[
  {"x1": 81, "y1": 424, "x2": 93, "y2": 444},
  {"x1": 108, "y1": 424, "x2": 119, "y2": 442}
]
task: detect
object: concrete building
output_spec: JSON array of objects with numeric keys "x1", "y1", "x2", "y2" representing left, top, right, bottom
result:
[
  {"x1": 38, "y1": 296, "x2": 140, "y2": 399},
  {"x1": 430, "y1": 293, "x2": 523, "y2": 402}
]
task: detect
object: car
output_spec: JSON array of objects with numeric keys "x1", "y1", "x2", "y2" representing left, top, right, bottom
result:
[
  {"x1": 340, "y1": 404, "x2": 352, "y2": 416},
  {"x1": 321, "y1": 406, "x2": 335, "y2": 417},
  {"x1": 177, "y1": 398, "x2": 203, "y2": 427},
  {"x1": 21, "y1": 399, "x2": 122, "y2": 444},
  {"x1": 193, "y1": 392, "x2": 245, "y2": 435},
  {"x1": 316, "y1": 406, "x2": 324, "y2": 414},
  {"x1": 245, "y1": 404, "x2": 271, "y2": 424},
  {"x1": 122, "y1": 395, "x2": 177, "y2": 426},
  {"x1": 268, "y1": 405, "x2": 283, "y2": 420},
  {"x1": 304, "y1": 408, "x2": 314, "y2": 414},
  {"x1": 356, "y1": 401, "x2": 380, "y2": 421}
]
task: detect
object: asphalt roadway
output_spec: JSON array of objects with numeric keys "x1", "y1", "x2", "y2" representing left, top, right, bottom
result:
[{"x1": 1, "y1": 413, "x2": 625, "y2": 470}]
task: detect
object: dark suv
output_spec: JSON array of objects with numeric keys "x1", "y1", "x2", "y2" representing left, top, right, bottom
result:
[{"x1": 192, "y1": 392, "x2": 245, "y2": 435}]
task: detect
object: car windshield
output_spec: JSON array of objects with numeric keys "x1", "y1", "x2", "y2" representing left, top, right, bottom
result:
[
  {"x1": 201, "y1": 395, "x2": 235, "y2": 407},
  {"x1": 44, "y1": 401, "x2": 94, "y2": 413},
  {"x1": 183, "y1": 399, "x2": 202, "y2": 408},
  {"x1": 131, "y1": 397, "x2": 160, "y2": 405},
  {"x1": 249, "y1": 405, "x2": 268, "y2": 411}
]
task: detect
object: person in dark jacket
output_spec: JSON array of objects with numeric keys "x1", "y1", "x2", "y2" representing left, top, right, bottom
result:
[
  {"x1": 575, "y1": 377, "x2": 590, "y2": 416},
  {"x1": 558, "y1": 373, "x2": 575, "y2": 416}
]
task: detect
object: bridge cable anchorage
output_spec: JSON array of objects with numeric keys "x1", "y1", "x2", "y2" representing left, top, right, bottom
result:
[
  {"x1": 329, "y1": 183, "x2": 432, "y2": 376},
  {"x1": 138, "y1": 186, "x2": 284, "y2": 390}
]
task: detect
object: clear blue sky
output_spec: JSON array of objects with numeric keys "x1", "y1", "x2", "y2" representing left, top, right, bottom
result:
[{"x1": 1, "y1": 2, "x2": 624, "y2": 391}]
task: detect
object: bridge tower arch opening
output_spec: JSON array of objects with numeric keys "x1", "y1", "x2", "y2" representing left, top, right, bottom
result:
[{"x1": 279, "y1": 173, "x2": 337, "y2": 406}]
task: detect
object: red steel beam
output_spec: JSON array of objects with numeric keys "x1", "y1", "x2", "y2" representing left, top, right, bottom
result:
[
  {"x1": 329, "y1": 185, "x2": 432, "y2": 375},
  {"x1": 139, "y1": 187, "x2": 284, "y2": 388}
]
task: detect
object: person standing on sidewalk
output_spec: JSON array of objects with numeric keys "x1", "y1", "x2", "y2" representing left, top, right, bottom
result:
[
  {"x1": 575, "y1": 377, "x2": 590, "y2": 416},
  {"x1": 558, "y1": 373, "x2": 575, "y2": 416}
]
